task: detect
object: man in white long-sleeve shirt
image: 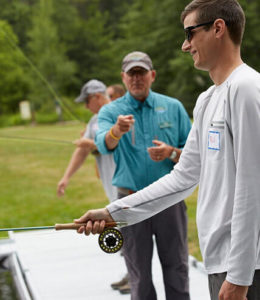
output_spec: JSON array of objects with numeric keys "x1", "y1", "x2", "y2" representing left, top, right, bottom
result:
[{"x1": 75, "y1": 1, "x2": 260, "y2": 299}]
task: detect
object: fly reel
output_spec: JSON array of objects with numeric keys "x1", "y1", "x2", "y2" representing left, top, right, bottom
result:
[{"x1": 98, "y1": 227, "x2": 123, "y2": 254}]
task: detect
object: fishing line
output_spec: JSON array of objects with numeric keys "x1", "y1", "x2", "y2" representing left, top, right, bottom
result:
[
  {"x1": 0, "y1": 134, "x2": 73, "y2": 145},
  {"x1": 0, "y1": 26, "x2": 83, "y2": 123}
]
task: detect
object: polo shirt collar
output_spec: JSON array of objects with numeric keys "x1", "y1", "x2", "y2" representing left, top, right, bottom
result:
[{"x1": 126, "y1": 90, "x2": 154, "y2": 109}]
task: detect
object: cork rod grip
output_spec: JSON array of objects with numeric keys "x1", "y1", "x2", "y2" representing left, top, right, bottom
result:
[{"x1": 54, "y1": 222, "x2": 117, "y2": 231}]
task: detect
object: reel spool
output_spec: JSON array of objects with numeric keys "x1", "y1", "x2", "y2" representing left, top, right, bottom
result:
[{"x1": 98, "y1": 227, "x2": 123, "y2": 254}]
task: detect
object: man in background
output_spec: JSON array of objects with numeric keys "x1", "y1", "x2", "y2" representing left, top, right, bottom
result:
[
  {"x1": 107, "y1": 84, "x2": 125, "y2": 101},
  {"x1": 57, "y1": 79, "x2": 117, "y2": 203},
  {"x1": 94, "y1": 51, "x2": 191, "y2": 300}
]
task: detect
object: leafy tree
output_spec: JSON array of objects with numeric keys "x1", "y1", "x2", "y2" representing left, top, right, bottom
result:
[
  {"x1": 26, "y1": 0, "x2": 76, "y2": 112},
  {"x1": 0, "y1": 0, "x2": 36, "y2": 48},
  {"x1": 59, "y1": 0, "x2": 119, "y2": 87},
  {"x1": 0, "y1": 20, "x2": 29, "y2": 114},
  {"x1": 0, "y1": 0, "x2": 259, "y2": 117},
  {"x1": 99, "y1": 0, "x2": 133, "y2": 38},
  {"x1": 240, "y1": 0, "x2": 260, "y2": 72}
]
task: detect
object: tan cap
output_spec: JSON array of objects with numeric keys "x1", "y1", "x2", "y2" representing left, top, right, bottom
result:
[{"x1": 122, "y1": 51, "x2": 153, "y2": 72}]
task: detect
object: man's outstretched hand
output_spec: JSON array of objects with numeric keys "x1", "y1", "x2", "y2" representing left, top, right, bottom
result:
[{"x1": 74, "y1": 208, "x2": 114, "y2": 235}]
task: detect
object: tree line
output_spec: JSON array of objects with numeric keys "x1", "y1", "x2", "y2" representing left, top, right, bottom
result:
[{"x1": 0, "y1": 0, "x2": 259, "y2": 118}]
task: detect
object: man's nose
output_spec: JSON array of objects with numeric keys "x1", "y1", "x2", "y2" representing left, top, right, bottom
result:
[
  {"x1": 132, "y1": 74, "x2": 141, "y2": 80},
  {"x1": 182, "y1": 39, "x2": 191, "y2": 52}
]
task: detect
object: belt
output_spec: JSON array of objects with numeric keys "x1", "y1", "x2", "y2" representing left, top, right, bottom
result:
[{"x1": 117, "y1": 187, "x2": 136, "y2": 196}]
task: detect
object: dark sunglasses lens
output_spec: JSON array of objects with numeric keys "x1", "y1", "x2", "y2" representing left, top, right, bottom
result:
[
  {"x1": 128, "y1": 69, "x2": 148, "y2": 76},
  {"x1": 185, "y1": 29, "x2": 192, "y2": 42}
]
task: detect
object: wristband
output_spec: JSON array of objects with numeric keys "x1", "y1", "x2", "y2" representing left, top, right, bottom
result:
[{"x1": 109, "y1": 128, "x2": 121, "y2": 141}]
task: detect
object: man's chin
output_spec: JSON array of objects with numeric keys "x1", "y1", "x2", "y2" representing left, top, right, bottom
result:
[
  {"x1": 130, "y1": 91, "x2": 147, "y2": 101},
  {"x1": 194, "y1": 61, "x2": 208, "y2": 72}
]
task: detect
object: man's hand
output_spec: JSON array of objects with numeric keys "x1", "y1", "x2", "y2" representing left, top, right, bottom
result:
[
  {"x1": 57, "y1": 178, "x2": 69, "y2": 197},
  {"x1": 147, "y1": 140, "x2": 173, "y2": 162},
  {"x1": 106, "y1": 115, "x2": 135, "y2": 150},
  {"x1": 74, "y1": 208, "x2": 114, "y2": 235},
  {"x1": 113, "y1": 115, "x2": 135, "y2": 137},
  {"x1": 219, "y1": 280, "x2": 248, "y2": 300}
]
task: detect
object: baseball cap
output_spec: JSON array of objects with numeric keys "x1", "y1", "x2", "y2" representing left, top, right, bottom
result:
[
  {"x1": 75, "y1": 79, "x2": 106, "y2": 103},
  {"x1": 122, "y1": 51, "x2": 153, "y2": 73}
]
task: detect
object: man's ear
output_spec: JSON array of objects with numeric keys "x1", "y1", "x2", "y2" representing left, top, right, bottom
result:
[
  {"x1": 151, "y1": 70, "x2": 156, "y2": 82},
  {"x1": 121, "y1": 72, "x2": 127, "y2": 85},
  {"x1": 214, "y1": 18, "x2": 226, "y2": 39}
]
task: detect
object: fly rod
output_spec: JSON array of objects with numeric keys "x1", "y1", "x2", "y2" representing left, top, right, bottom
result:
[
  {"x1": 0, "y1": 222, "x2": 127, "y2": 254},
  {"x1": 0, "y1": 222, "x2": 127, "y2": 232}
]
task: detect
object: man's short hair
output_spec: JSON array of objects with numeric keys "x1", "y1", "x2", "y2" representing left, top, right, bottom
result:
[
  {"x1": 110, "y1": 84, "x2": 125, "y2": 97},
  {"x1": 181, "y1": 0, "x2": 245, "y2": 45}
]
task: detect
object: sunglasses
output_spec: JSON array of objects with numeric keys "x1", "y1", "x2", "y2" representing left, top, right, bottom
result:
[
  {"x1": 126, "y1": 68, "x2": 149, "y2": 77},
  {"x1": 184, "y1": 21, "x2": 215, "y2": 42}
]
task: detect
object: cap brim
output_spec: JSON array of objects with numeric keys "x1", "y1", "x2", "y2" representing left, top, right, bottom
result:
[
  {"x1": 123, "y1": 62, "x2": 150, "y2": 73},
  {"x1": 74, "y1": 95, "x2": 85, "y2": 103}
]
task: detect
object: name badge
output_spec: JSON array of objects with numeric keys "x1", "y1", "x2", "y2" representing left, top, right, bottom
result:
[
  {"x1": 208, "y1": 131, "x2": 220, "y2": 150},
  {"x1": 155, "y1": 106, "x2": 166, "y2": 113}
]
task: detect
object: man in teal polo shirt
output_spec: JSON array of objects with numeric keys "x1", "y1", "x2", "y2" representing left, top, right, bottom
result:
[{"x1": 95, "y1": 51, "x2": 191, "y2": 300}]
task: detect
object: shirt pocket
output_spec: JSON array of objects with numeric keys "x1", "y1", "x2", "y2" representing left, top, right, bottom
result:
[
  {"x1": 207, "y1": 120, "x2": 225, "y2": 161},
  {"x1": 157, "y1": 121, "x2": 176, "y2": 144}
]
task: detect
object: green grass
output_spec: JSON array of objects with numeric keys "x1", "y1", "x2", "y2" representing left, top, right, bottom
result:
[{"x1": 0, "y1": 123, "x2": 201, "y2": 260}]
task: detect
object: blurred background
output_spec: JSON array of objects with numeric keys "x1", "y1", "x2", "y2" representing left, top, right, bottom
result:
[
  {"x1": 1, "y1": 1, "x2": 258, "y2": 297},
  {"x1": 0, "y1": 0, "x2": 259, "y2": 125}
]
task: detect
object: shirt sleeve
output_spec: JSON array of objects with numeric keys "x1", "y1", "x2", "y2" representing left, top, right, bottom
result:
[
  {"x1": 84, "y1": 121, "x2": 91, "y2": 139},
  {"x1": 95, "y1": 105, "x2": 114, "y2": 155},
  {"x1": 107, "y1": 120, "x2": 201, "y2": 225},
  {"x1": 225, "y1": 79, "x2": 260, "y2": 286},
  {"x1": 84, "y1": 115, "x2": 96, "y2": 139},
  {"x1": 177, "y1": 102, "x2": 192, "y2": 148}
]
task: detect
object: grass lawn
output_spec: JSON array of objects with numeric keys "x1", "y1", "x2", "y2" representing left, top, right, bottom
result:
[{"x1": 0, "y1": 123, "x2": 201, "y2": 260}]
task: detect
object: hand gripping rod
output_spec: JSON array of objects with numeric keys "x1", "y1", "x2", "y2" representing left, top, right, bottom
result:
[{"x1": 0, "y1": 222, "x2": 127, "y2": 232}]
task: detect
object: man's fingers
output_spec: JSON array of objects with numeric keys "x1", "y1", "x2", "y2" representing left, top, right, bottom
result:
[
  {"x1": 76, "y1": 220, "x2": 93, "y2": 235},
  {"x1": 92, "y1": 220, "x2": 106, "y2": 234},
  {"x1": 57, "y1": 189, "x2": 64, "y2": 197},
  {"x1": 77, "y1": 225, "x2": 86, "y2": 234},
  {"x1": 85, "y1": 220, "x2": 94, "y2": 235},
  {"x1": 74, "y1": 211, "x2": 90, "y2": 224},
  {"x1": 57, "y1": 184, "x2": 65, "y2": 197},
  {"x1": 118, "y1": 115, "x2": 135, "y2": 125},
  {"x1": 114, "y1": 115, "x2": 135, "y2": 135},
  {"x1": 147, "y1": 147, "x2": 163, "y2": 156},
  {"x1": 76, "y1": 220, "x2": 106, "y2": 235},
  {"x1": 149, "y1": 153, "x2": 163, "y2": 161},
  {"x1": 118, "y1": 114, "x2": 134, "y2": 120},
  {"x1": 152, "y1": 140, "x2": 163, "y2": 146},
  {"x1": 75, "y1": 208, "x2": 114, "y2": 235}
]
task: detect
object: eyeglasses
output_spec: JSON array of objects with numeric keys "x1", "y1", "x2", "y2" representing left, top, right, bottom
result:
[
  {"x1": 126, "y1": 68, "x2": 149, "y2": 77},
  {"x1": 184, "y1": 21, "x2": 215, "y2": 42}
]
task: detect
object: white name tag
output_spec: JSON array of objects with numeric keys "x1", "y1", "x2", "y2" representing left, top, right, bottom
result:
[{"x1": 208, "y1": 130, "x2": 220, "y2": 150}]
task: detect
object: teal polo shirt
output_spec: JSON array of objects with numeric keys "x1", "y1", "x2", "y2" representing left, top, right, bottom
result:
[{"x1": 95, "y1": 90, "x2": 191, "y2": 191}]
